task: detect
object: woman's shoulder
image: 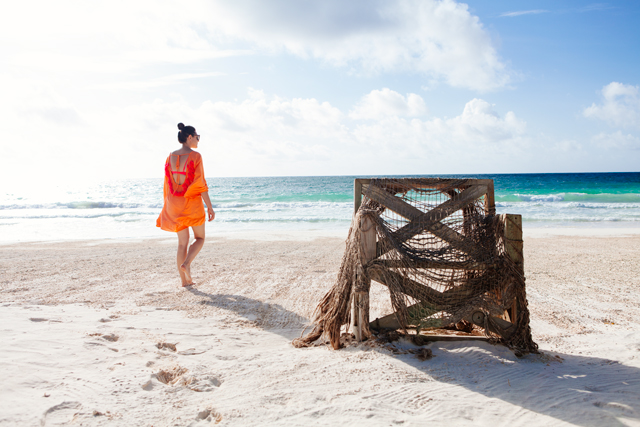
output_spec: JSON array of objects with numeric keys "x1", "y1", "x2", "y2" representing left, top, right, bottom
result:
[
  {"x1": 188, "y1": 150, "x2": 203, "y2": 162},
  {"x1": 169, "y1": 149, "x2": 201, "y2": 160}
]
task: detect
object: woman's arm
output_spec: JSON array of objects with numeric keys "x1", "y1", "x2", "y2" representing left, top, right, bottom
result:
[{"x1": 201, "y1": 192, "x2": 215, "y2": 221}]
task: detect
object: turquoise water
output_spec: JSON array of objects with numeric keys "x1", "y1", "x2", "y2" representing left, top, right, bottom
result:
[{"x1": 1, "y1": 173, "x2": 639, "y2": 242}]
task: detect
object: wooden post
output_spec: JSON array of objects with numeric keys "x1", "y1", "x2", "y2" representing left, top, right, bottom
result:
[
  {"x1": 351, "y1": 179, "x2": 362, "y2": 339},
  {"x1": 484, "y1": 180, "x2": 496, "y2": 216},
  {"x1": 354, "y1": 179, "x2": 363, "y2": 215},
  {"x1": 351, "y1": 214, "x2": 376, "y2": 341},
  {"x1": 503, "y1": 214, "x2": 523, "y2": 324},
  {"x1": 351, "y1": 293, "x2": 360, "y2": 341}
]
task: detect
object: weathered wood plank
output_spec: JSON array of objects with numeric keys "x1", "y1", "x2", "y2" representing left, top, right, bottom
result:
[
  {"x1": 373, "y1": 178, "x2": 474, "y2": 191},
  {"x1": 503, "y1": 213, "x2": 523, "y2": 324},
  {"x1": 389, "y1": 185, "x2": 487, "y2": 259},
  {"x1": 373, "y1": 259, "x2": 491, "y2": 270},
  {"x1": 393, "y1": 184, "x2": 487, "y2": 236},
  {"x1": 465, "y1": 311, "x2": 515, "y2": 340},
  {"x1": 353, "y1": 179, "x2": 363, "y2": 215},
  {"x1": 423, "y1": 221, "x2": 476, "y2": 255},
  {"x1": 370, "y1": 266, "x2": 493, "y2": 307},
  {"x1": 362, "y1": 184, "x2": 423, "y2": 220},
  {"x1": 365, "y1": 184, "x2": 486, "y2": 259},
  {"x1": 369, "y1": 301, "x2": 439, "y2": 330},
  {"x1": 357, "y1": 178, "x2": 495, "y2": 194},
  {"x1": 361, "y1": 215, "x2": 377, "y2": 264},
  {"x1": 503, "y1": 214, "x2": 523, "y2": 270},
  {"x1": 405, "y1": 334, "x2": 491, "y2": 342},
  {"x1": 353, "y1": 215, "x2": 376, "y2": 341},
  {"x1": 369, "y1": 268, "x2": 443, "y2": 303},
  {"x1": 484, "y1": 180, "x2": 496, "y2": 216}
]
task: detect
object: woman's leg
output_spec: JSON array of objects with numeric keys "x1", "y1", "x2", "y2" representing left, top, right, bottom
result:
[
  {"x1": 177, "y1": 228, "x2": 191, "y2": 286},
  {"x1": 179, "y1": 223, "x2": 205, "y2": 284}
]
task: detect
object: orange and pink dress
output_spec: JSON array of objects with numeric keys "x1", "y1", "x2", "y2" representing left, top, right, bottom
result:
[{"x1": 156, "y1": 151, "x2": 209, "y2": 232}]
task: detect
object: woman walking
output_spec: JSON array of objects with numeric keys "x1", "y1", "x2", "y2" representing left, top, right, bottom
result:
[{"x1": 157, "y1": 123, "x2": 215, "y2": 286}]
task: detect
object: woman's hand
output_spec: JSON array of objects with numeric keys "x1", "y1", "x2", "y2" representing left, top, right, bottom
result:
[{"x1": 207, "y1": 208, "x2": 215, "y2": 221}]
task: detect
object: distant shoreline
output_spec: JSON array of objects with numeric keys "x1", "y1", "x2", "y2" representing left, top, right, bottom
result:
[{"x1": 2, "y1": 223, "x2": 640, "y2": 246}]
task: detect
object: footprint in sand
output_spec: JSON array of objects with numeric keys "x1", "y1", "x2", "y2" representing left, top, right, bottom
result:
[
  {"x1": 85, "y1": 333, "x2": 120, "y2": 352},
  {"x1": 156, "y1": 342, "x2": 177, "y2": 352},
  {"x1": 41, "y1": 401, "x2": 82, "y2": 426},
  {"x1": 100, "y1": 333, "x2": 119, "y2": 342},
  {"x1": 142, "y1": 366, "x2": 186, "y2": 390},
  {"x1": 142, "y1": 366, "x2": 222, "y2": 392},
  {"x1": 196, "y1": 408, "x2": 223, "y2": 423},
  {"x1": 185, "y1": 375, "x2": 222, "y2": 392},
  {"x1": 30, "y1": 317, "x2": 62, "y2": 323},
  {"x1": 86, "y1": 332, "x2": 119, "y2": 342}
]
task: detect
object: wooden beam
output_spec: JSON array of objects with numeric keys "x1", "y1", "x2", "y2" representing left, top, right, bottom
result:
[
  {"x1": 362, "y1": 183, "x2": 423, "y2": 221},
  {"x1": 369, "y1": 268, "x2": 442, "y2": 304},
  {"x1": 503, "y1": 214, "x2": 523, "y2": 270},
  {"x1": 365, "y1": 184, "x2": 487, "y2": 259},
  {"x1": 465, "y1": 311, "x2": 515, "y2": 340},
  {"x1": 361, "y1": 216, "x2": 377, "y2": 262},
  {"x1": 393, "y1": 183, "x2": 487, "y2": 234},
  {"x1": 369, "y1": 268, "x2": 516, "y2": 340},
  {"x1": 405, "y1": 334, "x2": 491, "y2": 342},
  {"x1": 351, "y1": 214, "x2": 376, "y2": 341},
  {"x1": 503, "y1": 213, "x2": 523, "y2": 324},
  {"x1": 484, "y1": 180, "x2": 495, "y2": 216},
  {"x1": 372, "y1": 178, "x2": 476, "y2": 192},
  {"x1": 369, "y1": 301, "x2": 439, "y2": 330},
  {"x1": 370, "y1": 266, "x2": 494, "y2": 308},
  {"x1": 353, "y1": 179, "x2": 363, "y2": 215},
  {"x1": 372, "y1": 259, "x2": 492, "y2": 270},
  {"x1": 415, "y1": 221, "x2": 478, "y2": 258},
  {"x1": 355, "y1": 178, "x2": 495, "y2": 193}
]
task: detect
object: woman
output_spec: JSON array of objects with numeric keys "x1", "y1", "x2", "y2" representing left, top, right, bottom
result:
[{"x1": 157, "y1": 123, "x2": 215, "y2": 287}]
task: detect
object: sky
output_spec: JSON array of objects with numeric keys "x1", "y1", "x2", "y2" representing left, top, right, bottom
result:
[{"x1": 1, "y1": 0, "x2": 639, "y2": 183}]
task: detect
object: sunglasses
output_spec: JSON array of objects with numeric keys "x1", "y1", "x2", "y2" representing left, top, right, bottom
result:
[{"x1": 195, "y1": 134, "x2": 200, "y2": 141}]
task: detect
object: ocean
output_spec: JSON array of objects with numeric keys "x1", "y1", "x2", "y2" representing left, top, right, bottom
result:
[{"x1": 2, "y1": 173, "x2": 640, "y2": 243}]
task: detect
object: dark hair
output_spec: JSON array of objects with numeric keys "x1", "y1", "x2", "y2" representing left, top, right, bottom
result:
[{"x1": 177, "y1": 123, "x2": 196, "y2": 143}]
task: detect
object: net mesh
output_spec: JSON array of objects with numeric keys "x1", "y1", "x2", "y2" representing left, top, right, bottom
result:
[{"x1": 293, "y1": 178, "x2": 538, "y2": 355}]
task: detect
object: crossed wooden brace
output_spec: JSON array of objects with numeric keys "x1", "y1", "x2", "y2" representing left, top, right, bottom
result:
[{"x1": 359, "y1": 180, "x2": 515, "y2": 338}]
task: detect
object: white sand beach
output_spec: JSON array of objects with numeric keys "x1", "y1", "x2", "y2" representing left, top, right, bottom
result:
[{"x1": 1, "y1": 232, "x2": 640, "y2": 426}]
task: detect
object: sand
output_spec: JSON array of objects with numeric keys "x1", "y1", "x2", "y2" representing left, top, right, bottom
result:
[{"x1": 1, "y1": 233, "x2": 640, "y2": 426}]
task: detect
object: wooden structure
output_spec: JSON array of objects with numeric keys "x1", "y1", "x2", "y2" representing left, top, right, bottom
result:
[{"x1": 350, "y1": 178, "x2": 524, "y2": 343}]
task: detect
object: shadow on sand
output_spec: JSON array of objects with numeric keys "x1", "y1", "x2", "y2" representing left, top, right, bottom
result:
[
  {"x1": 186, "y1": 288, "x2": 310, "y2": 339},
  {"x1": 389, "y1": 337, "x2": 640, "y2": 427},
  {"x1": 187, "y1": 287, "x2": 638, "y2": 426}
]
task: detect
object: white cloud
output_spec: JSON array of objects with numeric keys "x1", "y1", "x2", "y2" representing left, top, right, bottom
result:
[
  {"x1": 583, "y1": 82, "x2": 640, "y2": 129},
  {"x1": 500, "y1": 10, "x2": 549, "y2": 17},
  {"x1": 592, "y1": 131, "x2": 640, "y2": 150},
  {"x1": 349, "y1": 89, "x2": 427, "y2": 120},
  {"x1": 351, "y1": 98, "x2": 526, "y2": 156},
  {"x1": 205, "y1": 92, "x2": 526, "y2": 175},
  {"x1": 1, "y1": 0, "x2": 510, "y2": 98},
  {"x1": 0, "y1": 0, "x2": 250, "y2": 78},
  {"x1": 206, "y1": 0, "x2": 511, "y2": 91},
  {"x1": 0, "y1": 85, "x2": 527, "y2": 182},
  {"x1": 447, "y1": 98, "x2": 526, "y2": 142}
]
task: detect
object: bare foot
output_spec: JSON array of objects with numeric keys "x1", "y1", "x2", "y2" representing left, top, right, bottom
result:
[{"x1": 180, "y1": 263, "x2": 192, "y2": 284}]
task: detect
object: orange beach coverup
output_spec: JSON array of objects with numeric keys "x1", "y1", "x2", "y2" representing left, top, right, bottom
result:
[{"x1": 156, "y1": 151, "x2": 209, "y2": 232}]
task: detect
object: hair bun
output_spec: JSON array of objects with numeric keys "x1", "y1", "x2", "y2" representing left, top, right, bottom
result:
[{"x1": 177, "y1": 123, "x2": 185, "y2": 130}]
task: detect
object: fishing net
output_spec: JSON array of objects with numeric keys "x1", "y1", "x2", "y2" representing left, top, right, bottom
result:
[{"x1": 293, "y1": 178, "x2": 538, "y2": 355}]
